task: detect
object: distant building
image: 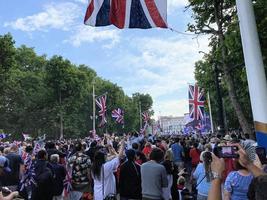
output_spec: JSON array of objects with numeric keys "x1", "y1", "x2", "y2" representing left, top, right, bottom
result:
[{"x1": 158, "y1": 116, "x2": 185, "y2": 133}]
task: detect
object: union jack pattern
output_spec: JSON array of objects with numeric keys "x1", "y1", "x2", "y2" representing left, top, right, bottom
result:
[
  {"x1": 188, "y1": 84, "x2": 205, "y2": 120},
  {"x1": 84, "y1": 0, "x2": 167, "y2": 29},
  {"x1": 142, "y1": 112, "x2": 150, "y2": 124},
  {"x1": 96, "y1": 94, "x2": 107, "y2": 127},
  {"x1": 112, "y1": 108, "x2": 124, "y2": 124},
  {"x1": 63, "y1": 165, "x2": 72, "y2": 197}
]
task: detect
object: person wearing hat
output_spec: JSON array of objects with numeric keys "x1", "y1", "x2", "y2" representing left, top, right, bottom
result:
[{"x1": 0, "y1": 156, "x2": 19, "y2": 200}]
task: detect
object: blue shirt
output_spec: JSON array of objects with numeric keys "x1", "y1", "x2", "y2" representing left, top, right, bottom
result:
[
  {"x1": 193, "y1": 163, "x2": 211, "y2": 196},
  {"x1": 171, "y1": 143, "x2": 183, "y2": 162},
  {"x1": 224, "y1": 171, "x2": 253, "y2": 200}
]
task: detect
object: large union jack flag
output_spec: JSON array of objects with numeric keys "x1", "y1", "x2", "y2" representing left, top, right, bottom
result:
[
  {"x1": 112, "y1": 108, "x2": 124, "y2": 124},
  {"x1": 96, "y1": 94, "x2": 107, "y2": 127},
  {"x1": 189, "y1": 84, "x2": 205, "y2": 120},
  {"x1": 84, "y1": 0, "x2": 167, "y2": 29}
]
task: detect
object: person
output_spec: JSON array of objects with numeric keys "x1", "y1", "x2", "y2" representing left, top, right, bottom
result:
[
  {"x1": 207, "y1": 154, "x2": 225, "y2": 200},
  {"x1": 247, "y1": 174, "x2": 267, "y2": 200},
  {"x1": 32, "y1": 149, "x2": 54, "y2": 200},
  {"x1": 141, "y1": 148, "x2": 168, "y2": 200},
  {"x1": 162, "y1": 151, "x2": 174, "y2": 200},
  {"x1": 171, "y1": 138, "x2": 184, "y2": 170},
  {"x1": 193, "y1": 151, "x2": 212, "y2": 200},
  {"x1": 49, "y1": 154, "x2": 66, "y2": 200},
  {"x1": 85, "y1": 141, "x2": 98, "y2": 162},
  {"x1": 91, "y1": 140, "x2": 125, "y2": 200},
  {"x1": 2, "y1": 144, "x2": 24, "y2": 190},
  {"x1": 142, "y1": 142, "x2": 152, "y2": 159},
  {"x1": 208, "y1": 144, "x2": 266, "y2": 200},
  {"x1": 224, "y1": 160, "x2": 253, "y2": 200},
  {"x1": 45, "y1": 142, "x2": 66, "y2": 162},
  {"x1": 119, "y1": 149, "x2": 141, "y2": 200},
  {"x1": 189, "y1": 143, "x2": 200, "y2": 171},
  {"x1": 0, "y1": 156, "x2": 19, "y2": 200},
  {"x1": 68, "y1": 141, "x2": 92, "y2": 200}
]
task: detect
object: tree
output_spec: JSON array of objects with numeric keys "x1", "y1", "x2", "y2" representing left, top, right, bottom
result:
[{"x1": 188, "y1": 0, "x2": 254, "y2": 137}]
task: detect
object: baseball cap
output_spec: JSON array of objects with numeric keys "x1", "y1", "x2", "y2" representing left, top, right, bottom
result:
[{"x1": 0, "y1": 156, "x2": 11, "y2": 173}]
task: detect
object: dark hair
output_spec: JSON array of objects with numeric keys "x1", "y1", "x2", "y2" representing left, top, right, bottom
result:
[
  {"x1": 25, "y1": 145, "x2": 33, "y2": 153},
  {"x1": 37, "y1": 149, "x2": 47, "y2": 160},
  {"x1": 235, "y1": 160, "x2": 247, "y2": 170},
  {"x1": 132, "y1": 143, "x2": 139, "y2": 150},
  {"x1": 202, "y1": 151, "x2": 212, "y2": 182},
  {"x1": 90, "y1": 141, "x2": 97, "y2": 148},
  {"x1": 75, "y1": 141, "x2": 82, "y2": 152},
  {"x1": 244, "y1": 133, "x2": 250, "y2": 139},
  {"x1": 92, "y1": 151, "x2": 106, "y2": 179},
  {"x1": 193, "y1": 143, "x2": 198, "y2": 148},
  {"x1": 150, "y1": 148, "x2": 164, "y2": 163},
  {"x1": 0, "y1": 146, "x2": 4, "y2": 153}
]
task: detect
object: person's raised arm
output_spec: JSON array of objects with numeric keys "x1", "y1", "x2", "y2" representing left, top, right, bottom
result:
[
  {"x1": 236, "y1": 144, "x2": 265, "y2": 177},
  {"x1": 1, "y1": 191, "x2": 19, "y2": 200},
  {"x1": 208, "y1": 154, "x2": 225, "y2": 200}
]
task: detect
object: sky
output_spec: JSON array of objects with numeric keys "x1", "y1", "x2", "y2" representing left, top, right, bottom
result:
[{"x1": 0, "y1": 0, "x2": 210, "y2": 118}]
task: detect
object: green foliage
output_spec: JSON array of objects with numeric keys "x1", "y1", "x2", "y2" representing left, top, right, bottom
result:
[
  {"x1": 0, "y1": 34, "x2": 153, "y2": 139},
  {"x1": 188, "y1": 0, "x2": 266, "y2": 130}
]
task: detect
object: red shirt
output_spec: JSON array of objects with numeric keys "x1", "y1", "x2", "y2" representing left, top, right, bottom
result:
[
  {"x1": 142, "y1": 146, "x2": 152, "y2": 158},
  {"x1": 189, "y1": 148, "x2": 200, "y2": 166}
]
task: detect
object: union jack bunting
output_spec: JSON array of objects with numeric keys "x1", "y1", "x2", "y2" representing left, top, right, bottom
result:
[
  {"x1": 112, "y1": 108, "x2": 124, "y2": 124},
  {"x1": 84, "y1": 0, "x2": 167, "y2": 29},
  {"x1": 189, "y1": 84, "x2": 205, "y2": 120},
  {"x1": 96, "y1": 94, "x2": 107, "y2": 127}
]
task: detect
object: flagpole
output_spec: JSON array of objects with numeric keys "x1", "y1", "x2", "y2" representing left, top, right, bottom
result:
[
  {"x1": 207, "y1": 92, "x2": 214, "y2": 133},
  {"x1": 236, "y1": 0, "x2": 267, "y2": 146},
  {"x1": 139, "y1": 102, "x2": 142, "y2": 131},
  {"x1": 92, "y1": 79, "x2": 96, "y2": 134}
]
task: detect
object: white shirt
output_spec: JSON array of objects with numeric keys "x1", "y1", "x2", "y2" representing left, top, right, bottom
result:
[{"x1": 93, "y1": 157, "x2": 120, "y2": 200}]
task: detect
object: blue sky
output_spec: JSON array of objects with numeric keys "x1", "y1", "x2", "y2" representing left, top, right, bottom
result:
[{"x1": 0, "y1": 0, "x2": 209, "y2": 118}]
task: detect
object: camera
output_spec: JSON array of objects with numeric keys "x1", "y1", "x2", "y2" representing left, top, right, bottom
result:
[{"x1": 214, "y1": 146, "x2": 239, "y2": 158}]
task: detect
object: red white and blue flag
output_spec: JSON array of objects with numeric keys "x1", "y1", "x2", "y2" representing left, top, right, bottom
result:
[
  {"x1": 189, "y1": 84, "x2": 205, "y2": 120},
  {"x1": 142, "y1": 111, "x2": 150, "y2": 123},
  {"x1": 84, "y1": 0, "x2": 167, "y2": 29},
  {"x1": 112, "y1": 108, "x2": 124, "y2": 124},
  {"x1": 96, "y1": 94, "x2": 107, "y2": 127}
]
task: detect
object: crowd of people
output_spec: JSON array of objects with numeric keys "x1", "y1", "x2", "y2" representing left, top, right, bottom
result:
[{"x1": 0, "y1": 131, "x2": 266, "y2": 200}]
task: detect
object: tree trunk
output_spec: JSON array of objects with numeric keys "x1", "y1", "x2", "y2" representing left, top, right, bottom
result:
[{"x1": 214, "y1": 0, "x2": 253, "y2": 137}]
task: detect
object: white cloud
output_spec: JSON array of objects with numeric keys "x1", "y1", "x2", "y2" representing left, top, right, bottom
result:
[
  {"x1": 153, "y1": 99, "x2": 188, "y2": 117},
  {"x1": 73, "y1": 0, "x2": 88, "y2": 4},
  {"x1": 168, "y1": 0, "x2": 189, "y2": 13},
  {"x1": 65, "y1": 25, "x2": 121, "y2": 47},
  {"x1": 4, "y1": 2, "x2": 82, "y2": 32},
  {"x1": 113, "y1": 35, "x2": 209, "y2": 117}
]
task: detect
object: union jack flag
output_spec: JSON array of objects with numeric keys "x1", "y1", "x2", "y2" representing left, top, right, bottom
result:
[
  {"x1": 84, "y1": 0, "x2": 167, "y2": 29},
  {"x1": 112, "y1": 108, "x2": 124, "y2": 124},
  {"x1": 142, "y1": 112, "x2": 150, "y2": 124},
  {"x1": 96, "y1": 94, "x2": 107, "y2": 127},
  {"x1": 63, "y1": 165, "x2": 72, "y2": 197},
  {"x1": 189, "y1": 84, "x2": 205, "y2": 120}
]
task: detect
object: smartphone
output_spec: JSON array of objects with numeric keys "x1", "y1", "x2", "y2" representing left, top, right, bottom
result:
[{"x1": 216, "y1": 146, "x2": 239, "y2": 158}]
